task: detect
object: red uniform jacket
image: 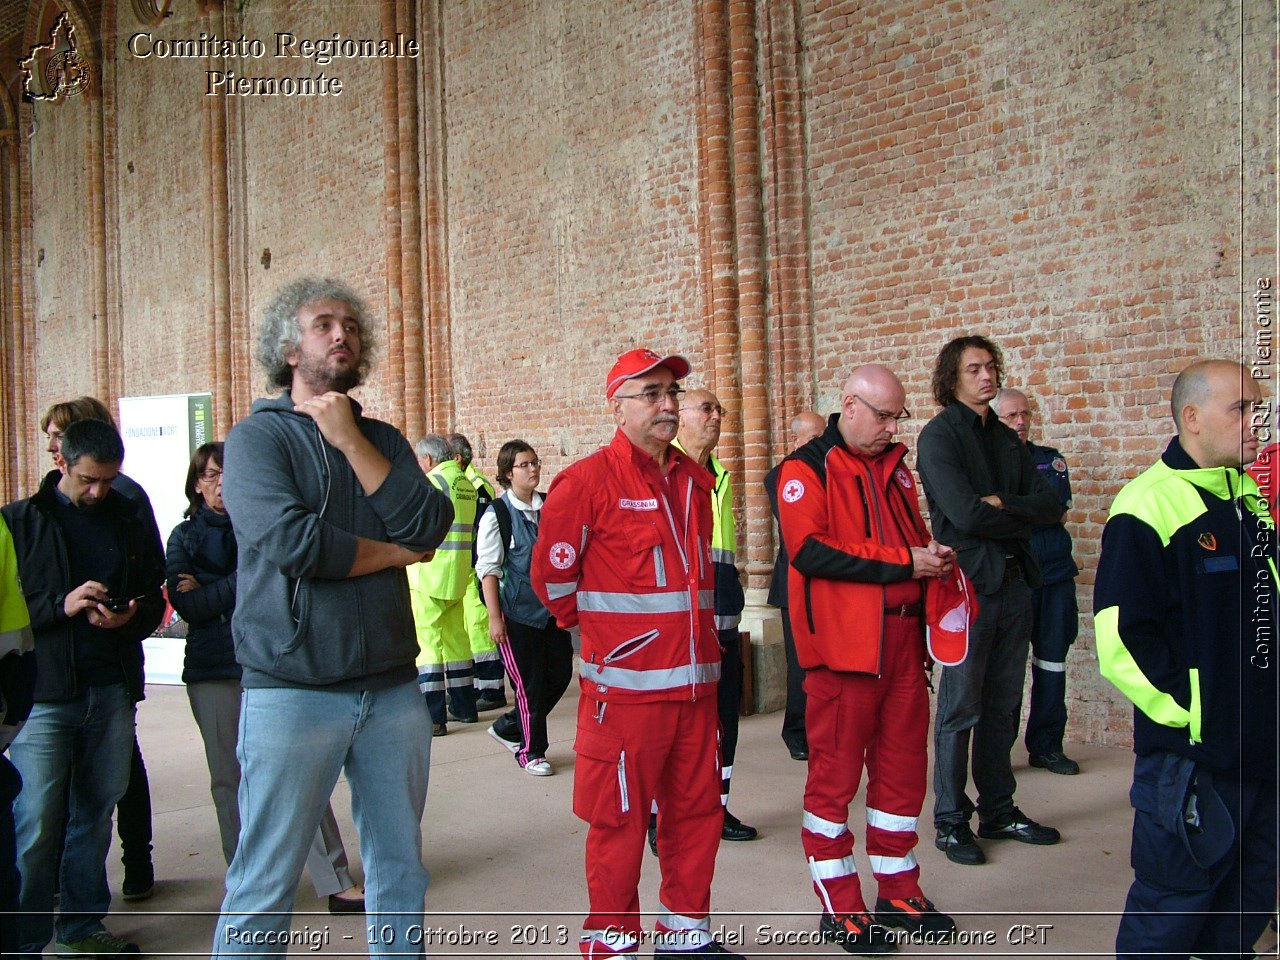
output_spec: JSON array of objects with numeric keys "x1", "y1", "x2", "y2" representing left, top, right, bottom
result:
[
  {"x1": 777, "y1": 422, "x2": 930, "y2": 675},
  {"x1": 532, "y1": 430, "x2": 720, "y2": 704}
]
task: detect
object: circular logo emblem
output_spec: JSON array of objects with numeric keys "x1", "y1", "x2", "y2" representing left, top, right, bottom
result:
[
  {"x1": 1052, "y1": 457, "x2": 1067, "y2": 473},
  {"x1": 782, "y1": 479, "x2": 805, "y2": 503},
  {"x1": 548, "y1": 541, "x2": 576, "y2": 570},
  {"x1": 895, "y1": 468, "x2": 914, "y2": 490}
]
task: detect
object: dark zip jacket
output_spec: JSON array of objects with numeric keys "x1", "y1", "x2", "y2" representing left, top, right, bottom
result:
[
  {"x1": 1, "y1": 470, "x2": 165, "y2": 702},
  {"x1": 166, "y1": 504, "x2": 239, "y2": 684},
  {"x1": 222, "y1": 392, "x2": 453, "y2": 690},
  {"x1": 1095, "y1": 437, "x2": 1278, "y2": 780}
]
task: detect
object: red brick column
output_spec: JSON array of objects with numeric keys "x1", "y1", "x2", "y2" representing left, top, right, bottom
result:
[
  {"x1": 395, "y1": 0, "x2": 426, "y2": 441},
  {"x1": 419, "y1": 0, "x2": 452, "y2": 430},
  {"x1": 201, "y1": 1, "x2": 234, "y2": 438}
]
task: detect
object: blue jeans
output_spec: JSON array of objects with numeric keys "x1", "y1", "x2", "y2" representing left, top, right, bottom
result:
[
  {"x1": 9, "y1": 682, "x2": 136, "y2": 953},
  {"x1": 211, "y1": 681, "x2": 432, "y2": 959}
]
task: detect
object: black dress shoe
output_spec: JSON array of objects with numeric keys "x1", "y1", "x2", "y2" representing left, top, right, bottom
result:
[
  {"x1": 654, "y1": 940, "x2": 745, "y2": 958},
  {"x1": 1029, "y1": 751, "x2": 1080, "y2": 775},
  {"x1": 328, "y1": 893, "x2": 365, "y2": 914},
  {"x1": 721, "y1": 810, "x2": 758, "y2": 842},
  {"x1": 787, "y1": 743, "x2": 809, "y2": 761},
  {"x1": 475, "y1": 695, "x2": 508, "y2": 711},
  {"x1": 977, "y1": 807, "x2": 1061, "y2": 845},
  {"x1": 934, "y1": 822, "x2": 985, "y2": 865},
  {"x1": 431, "y1": 722, "x2": 447, "y2": 737}
]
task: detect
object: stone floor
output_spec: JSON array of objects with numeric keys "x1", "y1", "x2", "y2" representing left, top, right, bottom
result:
[{"x1": 65, "y1": 681, "x2": 1277, "y2": 958}]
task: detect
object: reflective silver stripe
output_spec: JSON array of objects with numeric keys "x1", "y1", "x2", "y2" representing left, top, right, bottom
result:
[
  {"x1": 714, "y1": 614, "x2": 741, "y2": 631},
  {"x1": 698, "y1": 589, "x2": 714, "y2": 607},
  {"x1": 578, "y1": 590, "x2": 692, "y2": 614},
  {"x1": 435, "y1": 541, "x2": 471, "y2": 551},
  {"x1": 808, "y1": 855, "x2": 856, "y2": 881},
  {"x1": 0, "y1": 625, "x2": 34, "y2": 658},
  {"x1": 545, "y1": 580, "x2": 577, "y2": 600},
  {"x1": 653, "y1": 929, "x2": 713, "y2": 951},
  {"x1": 580, "y1": 659, "x2": 721, "y2": 690},
  {"x1": 652, "y1": 545, "x2": 667, "y2": 587},
  {"x1": 711, "y1": 546, "x2": 735, "y2": 565},
  {"x1": 869, "y1": 852, "x2": 918, "y2": 875},
  {"x1": 659, "y1": 487, "x2": 689, "y2": 572},
  {"x1": 656, "y1": 907, "x2": 711, "y2": 933},
  {"x1": 618, "y1": 751, "x2": 630, "y2": 813},
  {"x1": 581, "y1": 930, "x2": 638, "y2": 953},
  {"x1": 1032, "y1": 657, "x2": 1067, "y2": 673},
  {"x1": 803, "y1": 811, "x2": 848, "y2": 839},
  {"x1": 721, "y1": 763, "x2": 734, "y2": 779},
  {"x1": 866, "y1": 807, "x2": 917, "y2": 833},
  {"x1": 448, "y1": 523, "x2": 471, "y2": 534}
]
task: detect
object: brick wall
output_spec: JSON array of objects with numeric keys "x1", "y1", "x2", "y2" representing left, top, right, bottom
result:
[
  {"x1": 2, "y1": 0, "x2": 1275, "y2": 747},
  {"x1": 113, "y1": 3, "x2": 208, "y2": 403},
  {"x1": 28, "y1": 89, "x2": 96, "y2": 439},
  {"x1": 442, "y1": 0, "x2": 705, "y2": 477},
  {"x1": 797, "y1": 0, "x2": 1274, "y2": 745}
]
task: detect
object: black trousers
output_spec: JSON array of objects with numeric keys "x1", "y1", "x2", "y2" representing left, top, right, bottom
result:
[
  {"x1": 1023, "y1": 579, "x2": 1078, "y2": 757},
  {"x1": 491, "y1": 618, "x2": 573, "y2": 764},
  {"x1": 0, "y1": 753, "x2": 21, "y2": 958},
  {"x1": 779, "y1": 611, "x2": 808, "y2": 752}
]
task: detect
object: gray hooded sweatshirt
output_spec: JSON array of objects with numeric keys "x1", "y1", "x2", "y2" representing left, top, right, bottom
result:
[{"x1": 222, "y1": 392, "x2": 453, "y2": 690}]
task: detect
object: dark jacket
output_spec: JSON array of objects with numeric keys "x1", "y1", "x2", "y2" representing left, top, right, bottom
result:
[
  {"x1": 764, "y1": 464, "x2": 789, "y2": 608},
  {"x1": 1095, "y1": 437, "x2": 1278, "y2": 781},
  {"x1": 1, "y1": 470, "x2": 165, "y2": 702},
  {"x1": 917, "y1": 402, "x2": 1063, "y2": 594},
  {"x1": 1027, "y1": 441, "x2": 1079, "y2": 585},
  {"x1": 166, "y1": 504, "x2": 239, "y2": 684},
  {"x1": 222, "y1": 393, "x2": 453, "y2": 690}
]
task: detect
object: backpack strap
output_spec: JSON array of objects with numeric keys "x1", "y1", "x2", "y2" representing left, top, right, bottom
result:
[{"x1": 492, "y1": 496, "x2": 513, "y2": 554}]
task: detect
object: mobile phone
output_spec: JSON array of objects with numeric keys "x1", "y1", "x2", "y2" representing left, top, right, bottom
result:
[{"x1": 103, "y1": 595, "x2": 142, "y2": 613}]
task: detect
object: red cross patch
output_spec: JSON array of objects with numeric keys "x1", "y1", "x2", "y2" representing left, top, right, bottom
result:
[{"x1": 549, "y1": 541, "x2": 577, "y2": 570}]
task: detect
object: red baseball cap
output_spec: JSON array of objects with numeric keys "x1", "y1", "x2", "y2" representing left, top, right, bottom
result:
[
  {"x1": 605, "y1": 348, "x2": 692, "y2": 399},
  {"x1": 925, "y1": 566, "x2": 977, "y2": 666}
]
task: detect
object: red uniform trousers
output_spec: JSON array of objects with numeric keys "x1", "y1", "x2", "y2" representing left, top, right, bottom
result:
[
  {"x1": 573, "y1": 694, "x2": 722, "y2": 957},
  {"x1": 801, "y1": 613, "x2": 929, "y2": 913}
]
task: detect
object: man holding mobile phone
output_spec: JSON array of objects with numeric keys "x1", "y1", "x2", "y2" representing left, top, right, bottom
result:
[{"x1": 2, "y1": 418, "x2": 165, "y2": 957}]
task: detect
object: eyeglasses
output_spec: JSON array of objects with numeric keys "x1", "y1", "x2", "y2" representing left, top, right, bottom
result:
[
  {"x1": 614, "y1": 386, "x2": 685, "y2": 405},
  {"x1": 199, "y1": 469, "x2": 223, "y2": 483},
  {"x1": 852, "y1": 394, "x2": 910, "y2": 424},
  {"x1": 682, "y1": 402, "x2": 725, "y2": 417},
  {"x1": 512, "y1": 460, "x2": 541, "y2": 470}
]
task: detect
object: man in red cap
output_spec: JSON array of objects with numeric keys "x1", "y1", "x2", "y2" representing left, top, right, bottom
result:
[
  {"x1": 533, "y1": 349, "x2": 741, "y2": 958},
  {"x1": 777, "y1": 364, "x2": 959, "y2": 955}
]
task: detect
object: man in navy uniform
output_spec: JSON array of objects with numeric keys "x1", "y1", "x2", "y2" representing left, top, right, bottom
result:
[{"x1": 992, "y1": 389, "x2": 1080, "y2": 775}]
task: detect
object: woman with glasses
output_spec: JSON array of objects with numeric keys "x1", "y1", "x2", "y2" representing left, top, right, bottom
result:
[
  {"x1": 165, "y1": 443, "x2": 365, "y2": 914},
  {"x1": 477, "y1": 440, "x2": 574, "y2": 776}
]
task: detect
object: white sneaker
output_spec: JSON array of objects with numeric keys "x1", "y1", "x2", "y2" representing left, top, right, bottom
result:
[
  {"x1": 487, "y1": 724, "x2": 520, "y2": 754},
  {"x1": 524, "y1": 758, "x2": 553, "y2": 776}
]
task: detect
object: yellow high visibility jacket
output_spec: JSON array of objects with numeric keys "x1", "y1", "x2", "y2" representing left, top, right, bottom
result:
[{"x1": 412, "y1": 460, "x2": 477, "y2": 600}]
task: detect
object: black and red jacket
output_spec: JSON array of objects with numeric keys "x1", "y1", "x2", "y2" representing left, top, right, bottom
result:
[{"x1": 776, "y1": 417, "x2": 930, "y2": 675}]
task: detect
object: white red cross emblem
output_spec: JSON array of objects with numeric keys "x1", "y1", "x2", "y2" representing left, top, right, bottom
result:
[{"x1": 549, "y1": 541, "x2": 576, "y2": 570}]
